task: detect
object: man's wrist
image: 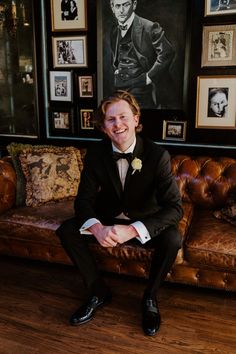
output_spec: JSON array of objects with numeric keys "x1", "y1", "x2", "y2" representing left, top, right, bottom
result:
[{"x1": 89, "y1": 222, "x2": 103, "y2": 235}]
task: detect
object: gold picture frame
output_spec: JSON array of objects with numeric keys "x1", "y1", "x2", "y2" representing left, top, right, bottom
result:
[
  {"x1": 52, "y1": 35, "x2": 88, "y2": 68},
  {"x1": 201, "y1": 24, "x2": 236, "y2": 67},
  {"x1": 80, "y1": 109, "x2": 94, "y2": 130},
  {"x1": 50, "y1": 0, "x2": 87, "y2": 31},
  {"x1": 195, "y1": 76, "x2": 236, "y2": 129}
]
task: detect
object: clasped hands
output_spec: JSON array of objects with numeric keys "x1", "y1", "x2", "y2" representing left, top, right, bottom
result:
[{"x1": 88, "y1": 223, "x2": 138, "y2": 248}]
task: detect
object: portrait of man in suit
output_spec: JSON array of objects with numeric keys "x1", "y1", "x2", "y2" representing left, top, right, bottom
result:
[
  {"x1": 57, "y1": 90, "x2": 183, "y2": 336},
  {"x1": 99, "y1": 0, "x2": 188, "y2": 110}
]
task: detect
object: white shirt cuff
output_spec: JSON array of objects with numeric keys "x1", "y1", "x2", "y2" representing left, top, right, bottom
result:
[
  {"x1": 80, "y1": 218, "x2": 101, "y2": 234},
  {"x1": 131, "y1": 221, "x2": 151, "y2": 244}
]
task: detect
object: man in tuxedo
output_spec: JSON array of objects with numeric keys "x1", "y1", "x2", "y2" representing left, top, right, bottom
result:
[
  {"x1": 57, "y1": 90, "x2": 183, "y2": 336},
  {"x1": 109, "y1": 0, "x2": 175, "y2": 108}
]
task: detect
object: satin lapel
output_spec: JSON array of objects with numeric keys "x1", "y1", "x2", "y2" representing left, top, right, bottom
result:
[
  {"x1": 124, "y1": 136, "x2": 144, "y2": 191},
  {"x1": 103, "y1": 150, "x2": 123, "y2": 198}
]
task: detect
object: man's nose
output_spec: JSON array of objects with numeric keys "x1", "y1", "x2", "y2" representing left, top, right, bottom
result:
[{"x1": 113, "y1": 118, "x2": 122, "y2": 127}]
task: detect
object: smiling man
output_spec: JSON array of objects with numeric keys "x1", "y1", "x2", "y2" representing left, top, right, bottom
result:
[
  {"x1": 57, "y1": 90, "x2": 183, "y2": 336},
  {"x1": 109, "y1": 0, "x2": 175, "y2": 108}
]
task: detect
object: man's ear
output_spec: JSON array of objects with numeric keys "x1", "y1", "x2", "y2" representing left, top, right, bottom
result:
[
  {"x1": 133, "y1": 0, "x2": 137, "y2": 11},
  {"x1": 134, "y1": 115, "x2": 139, "y2": 126}
]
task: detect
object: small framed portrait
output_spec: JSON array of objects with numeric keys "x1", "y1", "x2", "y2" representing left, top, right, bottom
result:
[
  {"x1": 201, "y1": 24, "x2": 236, "y2": 67},
  {"x1": 205, "y1": 0, "x2": 236, "y2": 16},
  {"x1": 195, "y1": 76, "x2": 236, "y2": 129},
  {"x1": 50, "y1": 0, "x2": 87, "y2": 31},
  {"x1": 49, "y1": 71, "x2": 72, "y2": 102},
  {"x1": 52, "y1": 36, "x2": 87, "y2": 68},
  {"x1": 49, "y1": 108, "x2": 74, "y2": 136},
  {"x1": 162, "y1": 120, "x2": 187, "y2": 141},
  {"x1": 78, "y1": 75, "x2": 94, "y2": 97},
  {"x1": 80, "y1": 109, "x2": 94, "y2": 130}
]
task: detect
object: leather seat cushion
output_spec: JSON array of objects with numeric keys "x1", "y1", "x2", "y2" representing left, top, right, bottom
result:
[
  {"x1": 0, "y1": 200, "x2": 193, "y2": 266},
  {"x1": 185, "y1": 209, "x2": 236, "y2": 271}
]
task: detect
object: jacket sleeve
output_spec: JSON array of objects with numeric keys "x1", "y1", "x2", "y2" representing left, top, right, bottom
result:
[
  {"x1": 74, "y1": 148, "x2": 101, "y2": 227},
  {"x1": 141, "y1": 149, "x2": 183, "y2": 238}
]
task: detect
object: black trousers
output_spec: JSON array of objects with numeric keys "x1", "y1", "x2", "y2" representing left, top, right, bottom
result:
[{"x1": 56, "y1": 217, "x2": 181, "y2": 298}]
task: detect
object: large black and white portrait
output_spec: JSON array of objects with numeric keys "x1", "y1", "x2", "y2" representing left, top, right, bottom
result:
[{"x1": 97, "y1": 0, "x2": 188, "y2": 109}]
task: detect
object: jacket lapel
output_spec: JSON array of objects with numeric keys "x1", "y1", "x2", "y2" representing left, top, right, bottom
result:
[
  {"x1": 124, "y1": 135, "x2": 144, "y2": 191},
  {"x1": 102, "y1": 144, "x2": 123, "y2": 198}
]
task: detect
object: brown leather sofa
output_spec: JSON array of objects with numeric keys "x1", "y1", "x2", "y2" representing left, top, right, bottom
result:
[{"x1": 0, "y1": 152, "x2": 236, "y2": 291}]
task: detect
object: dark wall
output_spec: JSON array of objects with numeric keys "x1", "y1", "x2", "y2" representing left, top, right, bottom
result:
[{"x1": 1, "y1": 0, "x2": 236, "y2": 158}]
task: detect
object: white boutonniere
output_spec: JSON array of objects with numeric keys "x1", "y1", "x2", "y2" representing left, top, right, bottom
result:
[{"x1": 131, "y1": 157, "x2": 142, "y2": 175}]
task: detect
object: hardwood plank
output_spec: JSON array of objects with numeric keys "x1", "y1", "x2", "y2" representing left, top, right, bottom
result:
[{"x1": 0, "y1": 256, "x2": 235, "y2": 354}]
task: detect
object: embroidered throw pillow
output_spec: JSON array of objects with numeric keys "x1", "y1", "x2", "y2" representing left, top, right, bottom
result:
[
  {"x1": 19, "y1": 146, "x2": 81, "y2": 207},
  {"x1": 214, "y1": 201, "x2": 236, "y2": 226}
]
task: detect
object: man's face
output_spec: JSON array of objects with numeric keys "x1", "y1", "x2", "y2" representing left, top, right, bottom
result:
[
  {"x1": 210, "y1": 92, "x2": 228, "y2": 116},
  {"x1": 111, "y1": 0, "x2": 137, "y2": 23},
  {"x1": 102, "y1": 99, "x2": 139, "y2": 151}
]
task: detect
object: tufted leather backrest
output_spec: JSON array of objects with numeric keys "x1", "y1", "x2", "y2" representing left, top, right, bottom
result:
[
  {"x1": 0, "y1": 158, "x2": 17, "y2": 214},
  {"x1": 171, "y1": 155, "x2": 236, "y2": 209},
  {"x1": 1, "y1": 153, "x2": 236, "y2": 213}
]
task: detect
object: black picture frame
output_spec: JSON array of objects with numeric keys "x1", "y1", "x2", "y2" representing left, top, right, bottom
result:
[
  {"x1": 162, "y1": 120, "x2": 187, "y2": 141},
  {"x1": 97, "y1": 0, "x2": 190, "y2": 110},
  {"x1": 49, "y1": 107, "x2": 74, "y2": 136}
]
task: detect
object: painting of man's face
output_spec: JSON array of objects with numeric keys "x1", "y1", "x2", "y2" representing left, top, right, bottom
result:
[{"x1": 110, "y1": 0, "x2": 137, "y2": 23}]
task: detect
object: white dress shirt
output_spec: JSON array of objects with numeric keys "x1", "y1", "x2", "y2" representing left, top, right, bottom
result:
[{"x1": 80, "y1": 138, "x2": 151, "y2": 244}]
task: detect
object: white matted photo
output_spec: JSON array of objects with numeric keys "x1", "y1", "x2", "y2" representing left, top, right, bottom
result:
[
  {"x1": 78, "y1": 75, "x2": 93, "y2": 97},
  {"x1": 205, "y1": 0, "x2": 236, "y2": 16},
  {"x1": 196, "y1": 76, "x2": 236, "y2": 129},
  {"x1": 201, "y1": 24, "x2": 236, "y2": 67},
  {"x1": 49, "y1": 71, "x2": 72, "y2": 101},
  {"x1": 52, "y1": 36, "x2": 87, "y2": 68},
  {"x1": 50, "y1": 0, "x2": 87, "y2": 31}
]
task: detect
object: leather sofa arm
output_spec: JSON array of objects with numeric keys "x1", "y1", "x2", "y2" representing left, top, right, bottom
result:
[{"x1": 0, "y1": 158, "x2": 17, "y2": 214}]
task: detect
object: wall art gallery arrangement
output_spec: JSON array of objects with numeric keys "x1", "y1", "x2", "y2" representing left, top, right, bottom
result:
[{"x1": 0, "y1": 0, "x2": 235, "y2": 150}]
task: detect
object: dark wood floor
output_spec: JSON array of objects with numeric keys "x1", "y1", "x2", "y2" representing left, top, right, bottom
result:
[{"x1": 0, "y1": 256, "x2": 236, "y2": 354}]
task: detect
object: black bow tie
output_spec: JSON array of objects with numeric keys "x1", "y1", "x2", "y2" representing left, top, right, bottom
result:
[
  {"x1": 112, "y1": 152, "x2": 133, "y2": 162},
  {"x1": 119, "y1": 24, "x2": 128, "y2": 31}
]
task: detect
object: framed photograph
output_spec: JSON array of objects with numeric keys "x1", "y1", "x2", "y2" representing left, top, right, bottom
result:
[
  {"x1": 49, "y1": 71, "x2": 72, "y2": 101},
  {"x1": 195, "y1": 76, "x2": 236, "y2": 129},
  {"x1": 78, "y1": 75, "x2": 94, "y2": 97},
  {"x1": 49, "y1": 108, "x2": 74, "y2": 136},
  {"x1": 50, "y1": 0, "x2": 87, "y2": 31},
  {"x1": 205, "y1": 0, "x2": 236, "y2": 16},
  {"x1": 97, "y1": 0, "x2": 190, "y2": 110},
  {"x1": 162, "y1": 120, "x2": 187, "y2": 141},
  {"x1": 52, "y1": 36, "x2": 87, "y2": 68},
  {"x1": 201, "y1": 24, "x2": 236, "y2": 67},
  {"x1": 80, "y1": 109, "x2": 94, "y2": 130}
]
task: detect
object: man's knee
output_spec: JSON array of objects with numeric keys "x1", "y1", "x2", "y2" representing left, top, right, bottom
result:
[
  {"x1": 56, "y1": 217, "x2": 79, "y2": 243},
  {"x1": 159, "y1": 226, "x2": 182, "y2": 251}
]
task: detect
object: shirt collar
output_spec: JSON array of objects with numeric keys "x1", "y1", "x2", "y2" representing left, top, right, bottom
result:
[
  {"x1": 112, "y1": 137, "x2": 136, "y2": 154},
  {"x1": 118, "y1": 12, "x2": 135, "y2": 32}
]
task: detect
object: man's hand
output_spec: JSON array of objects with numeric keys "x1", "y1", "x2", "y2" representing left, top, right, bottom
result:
[
  {"x1": 88, "y1": 223, "x2": 119, "y2": 248},
  {"x1": 112, "y1": 224, "x2": 138, "y2": 244}
]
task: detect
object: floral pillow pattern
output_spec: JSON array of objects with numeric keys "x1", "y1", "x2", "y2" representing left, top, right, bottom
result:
[
  {"x1": 214, "y1": 199, "x2": 236, "y2": 226},
  {"x1": 19, "y1": 146, "x2": 81, "y2": 207}
]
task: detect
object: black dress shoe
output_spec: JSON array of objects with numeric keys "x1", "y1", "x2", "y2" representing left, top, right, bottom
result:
[
  {"x1": 70, "y1": 292, "x2": 112, "y2": 326},
  {"x1": 142, "y1": 297, "x2": 161, "y2": 336}
]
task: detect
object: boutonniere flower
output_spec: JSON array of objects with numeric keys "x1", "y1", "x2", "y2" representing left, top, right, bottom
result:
[{"x1": 131, "y1": 157, "x2": 142, "y2": 175}]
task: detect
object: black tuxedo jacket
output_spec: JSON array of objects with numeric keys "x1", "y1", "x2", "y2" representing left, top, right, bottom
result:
[{"x1": 74, "y1": 136, "x2": 183, "y2": 239}]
